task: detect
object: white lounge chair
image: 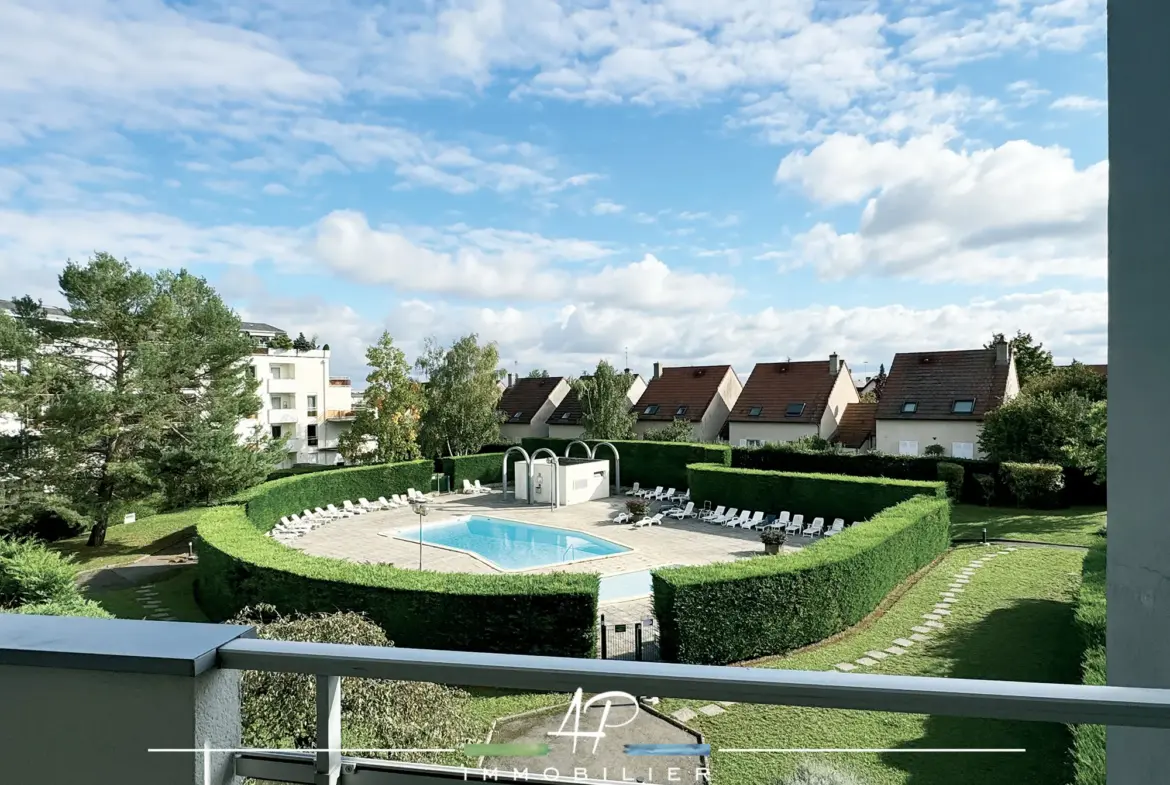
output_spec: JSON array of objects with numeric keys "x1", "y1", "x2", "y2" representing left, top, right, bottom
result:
[
  {"x1": 301, "y1": 509, "x2": 315, "y2": 520},
  {"x1": 723, "y1": 510, "x2": 751, "y2": 527},
  {"x1": 406, "y1": 488, "x2": 424, "y2": 501},
  {"x1": 668, "y1": 502, "x2": 696, "y2": 519},
  {"x1": 359, "y1": 498, "x2": 378, "y2": 512},
  {"x1": 699, "y1": 505, "x2": 726, "y2": 522},
  {"x1": 652, "y1": 487, "x2": 676, "y2": 502},
  {"x1": 314, "y1": 506, "x2": 333, "y2": 520},
  {"x1": 824, "y1": 519, "x2": 845, "y2": 537},
  {"x1": 711, "y1": 507, "x2": 738, "y2": 525},
  {"x1": 765, "y1": 511, "x2": 791, "y2": 530},
  {"x1": 638, "y1": 485, "x2": 663, "y2": 499},
  {"x1": 625, "y1": 482, "x2": 641, "y2": 497},
  {"x1": 670, "y1": 489, "x2": 690, "y2": 504},
  {"x1": 803, "y1": 517, "x2": 825, "y2": 537},
  {"x1": 389, "y1": 494, "x2": 405, "y2": 506},
  {"x1": 631, "y1": 513, "x2": 664, "y2": 528},
  {"x1": 327, "y1": 504, "x2": 350, "y2": 519},
  {"x1": 610, "y1": 510, "x2": 631, "y2": 524},
  {"x1": 741, "y1": 511, "x2": 765, "y2": 529},
  {"x1": 462, "y1": 479, "x2": 476, "y2": 494},
  {"x1": 473, "y1": 480, "x2": 491, "y2": 493},
  {"x1": 785, "y1": 514, "x2": 804, "y2": 535},
  {"x1": 343, "y1": 500, "x2": 362, "y2": 515}
]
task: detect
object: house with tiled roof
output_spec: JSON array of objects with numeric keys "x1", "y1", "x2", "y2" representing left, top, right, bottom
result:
[
  {"x1": 547, "y1": 373, "x2": 648, "y2": 439},
  {"x1": 831, "y1": 402, "x2": 878, "y2": 452},
  {"x1": 727, "y1": 354, "x2": 860, "y2": 447},
  {"x1": 497, "y1": 375, "x2": 571, "y2": 441},
  {"x1": 632, "y1": 363, "x2": 742, "y2": 442},
  {"x1": 875, "y1": 336, "x2": 1020, "y2": 458}
]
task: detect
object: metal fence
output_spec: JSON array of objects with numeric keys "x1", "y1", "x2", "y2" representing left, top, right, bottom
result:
[{"x1": 599, "y1": 614, "x2": 660, "y2": 661}]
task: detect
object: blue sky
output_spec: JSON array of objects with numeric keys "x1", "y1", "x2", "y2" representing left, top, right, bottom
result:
[{"x1": 0, "y1": 0, "x2": 1107, "y2": 383}]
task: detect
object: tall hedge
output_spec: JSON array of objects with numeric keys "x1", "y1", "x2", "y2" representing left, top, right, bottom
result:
[
  {"x1": 730, "y1": 445, "x2": 1105, "y2": 507},
  {"x1": 687, "y1": 463, "x2": 946, "y2": 524},
  {"x1": 1071, "y1": 540, "x2": 1106, "y2": 785},
  {"x1": 197, "y1": 462, "x2": 598, "y2": 657},
  {"x1": 653, "y1": 494, "x2": 951, "y2": 664},
  {"x1": 519, "y1": 438, "x2": 731, "y2": 491},
  {"x1": 442, "y1": 452, "x2": 507, "y2": 488}
]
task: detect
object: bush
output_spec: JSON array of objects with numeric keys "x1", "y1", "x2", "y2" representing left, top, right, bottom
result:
[
  {"x1": 0, "y1": 496, "x2": 91, "y2": 541},
  {"x1": 197, "y1": 463, "x2": 598, "y2": 656},
  {"x1": 520, "y1": 437, "x2": 731, "y2": 492},
  {"x1": 1001, "y1": 462, "x2": 1065, "y2": 508},
  {"x1": 936, "y1": 462, "x2": 964, "y2": 500},
  {"x1": 653, "y1": 495, "x2": 950, "y2": 664},
  {"x1": 1071, "y1": 541, "x2": 1105, "y2": 785},
  {"x1": 7, "y1": 598, "x2": 112, "y2": 618},
  {"x1": 777, "y1": 763, "x2": 861, "y2": 785},
  {"x1": 924, "y1": 444, "x2": 945, "y2": 457},
  {"x1": 687, "y1": 463, "x2": 946, "y2": 524},
  {"x1": 625, "y1": 499, "x2": 650, "y2": 518},
  {"x1": 442, "y1": 452, "x2": 505, "y2": 488},
  {"x1": 760, "y1": 528, "x2": 787, "y2": 547},
  {"x1": 974, "y1": 473, "x2": 996, "y2": 506},
  {"x1": 0, "y1": 539, "x2": 80, "y2": 608},
  {"x1": 232, "y1": 606, "x2": 474, "y2": 761},
  {"x1": 266, "y1": 463, "x2": 348, "y2": 482}
]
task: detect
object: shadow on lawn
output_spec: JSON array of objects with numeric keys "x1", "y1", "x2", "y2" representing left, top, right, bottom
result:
[
  {"x1": 56, "y1": 526, "x2": 195, "y2": 571},
  {"x1": 882, "y1": 598, "x2": 1082, "y2": 785},
  {"x1": 951, "y1": 506, "x2": 1105, "y2": 538}
]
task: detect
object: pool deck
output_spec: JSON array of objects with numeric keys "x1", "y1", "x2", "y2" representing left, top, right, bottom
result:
[{"x1": 291, "y1": 491, "x2": 805, "y2": 579}]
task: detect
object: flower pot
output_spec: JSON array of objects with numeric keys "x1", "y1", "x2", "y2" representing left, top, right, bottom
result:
[{"x1": 764, "y1": 542, "x2": 780, "y2": 555}]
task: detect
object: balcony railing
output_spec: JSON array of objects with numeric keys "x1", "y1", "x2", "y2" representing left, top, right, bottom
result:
[
  {"x1": 267, "y1": 378, "x2": 298, "y2": 394},
  {"x1": 269, "y1": 409, "x2": 298, "y2": 425},
  {"x1": 330, "y1": 377, "x2": 352, "y2": 386},
  {"x1": 4, "y1": 615, "x2": 1169, "y2": 785},
  {"x1": 325, "y1": 409, "x2": 356, "y2": 421}
]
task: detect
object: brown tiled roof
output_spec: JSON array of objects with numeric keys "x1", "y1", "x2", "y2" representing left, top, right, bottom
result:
[
  {"x1": 831, "y1": 402, "x2": 877, "y2": 448},
  {"x1": 1086, "y1": 364, "x2": 1107, "y2": 377},
  {"x1": 727, "y1": 361, "x2": 841, "y2": 424},
  {"x1": 497, "y1": 377, "x2": 565, "y2": 424},
  {"x1": 876, "y1": 349, "x2": 1011, "y2": 421},
  {"x1": 549, "y1": 383, "x2": 586, "y2": 425},
  {"x1": 634, "y1": 365, "x2": 733, "y2": 422}
]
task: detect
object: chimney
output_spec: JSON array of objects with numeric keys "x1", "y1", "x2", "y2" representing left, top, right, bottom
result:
[
  {"x1": 994, "y1": 336, "x2": 1010, "y2": 366},
  {"x1": 653, "y1": 362, "x2": 662, "y2": 380},
  {"x1": 507, "y1": 373, "x2": 514, "y2": 387},
  {"x1": 829, "y1": 352, "x2": 840, "y2": 377}
]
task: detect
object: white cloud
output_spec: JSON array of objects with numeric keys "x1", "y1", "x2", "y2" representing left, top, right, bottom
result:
[
  {"x1": 777, "y1": 134, "x2": 1107, "y2": 283},
  {"x1": 592, "y1": 200, "x2": 625, "y2": 215},
  {"x1": 262, "y1": 183, "x2": 291, "y2": 196},
  {"x1": 1006, "y1": 79, "x2": 1050, "y2": 107},
  {"x1": 1050, "y1": 94, "x2": 1107, "y2": 112}
]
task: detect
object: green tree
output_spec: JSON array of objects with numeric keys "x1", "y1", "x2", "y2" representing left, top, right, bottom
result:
[
  {"x1": 338, "y1": 332, "x2": 424, "y2": 464},
  {"x1": 987, "y1": 330, "x2": 1054, "y2": 387},
  {"x1": 291, "y1": 332, "x2": 318, "y2": 352},
  {"x1": 152, "y1": 422, "x2": 283, "y2": 509},
  {"x1": 0, "y1": 254, "x2": 264, "y2": 545},
  {"x1": 416, "y1": 334, "x2": 503, "y2": 456},
  {"x1": 269, "y1": 332, "x2": 294, "y2": 350},
  {"x1": 575, "y1": 361, "x2": 637, "y2": 440},
  {"x1": 644, "y1": 418, "x2": 696, "y2": 442},
  {"x1": 1065, "y1": 399, "x2": 1107, "y2": 484},
  {"x1": 858, "y1": 390, "x2": 878, "y2": 403},
  {"x1": 979, "y1": 391, "x2": 1094, "y2": 464},
  {"x1": 873, "y1": 363, "x2": 887, "y2": 401},
  {"x1": 525, "y1": 368, "x2": 550, "y2": 378},
  {"x1": 1023, "y1": 360, "x2": 1107, "y2": 402}
]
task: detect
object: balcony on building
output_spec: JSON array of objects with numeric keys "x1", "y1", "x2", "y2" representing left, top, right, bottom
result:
[
  {"x1": 325, "y1": 409, "x2": 356, "y2": 422},
  {"x1": 269, "y1": 409, "x2": 298, "y2": 425},
  {"x1": 329, "y1": 376, "x2": 352, "y2": 387}
]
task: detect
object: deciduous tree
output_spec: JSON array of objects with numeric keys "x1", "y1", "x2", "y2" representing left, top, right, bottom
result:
[
  {"x1": 644, "y1": 418, "x2": 696, "y2": 443},
  {"x1": 1023, "y1": 360, "x2": 1107, "y2": 402},
  {"x1": 576, "y1": 360, "x2": 637, "y2": 440},
  {"x1": 416, "y1": 334, "x2": 503, "y2": 456},
  {"x1": 979, "y1": 391, "x2": 1093, "y2": 465},
  {"x1": 987, "y1": 330, "x2": 1054, "y2": 387},
  {"x1": 525, "y1": 368, "x2": 550, "y2": 378},
  {"x1": 1064, "y1": 399, "x2": 1107, "y2": 483},
  {"x1": 338, "y1": 332, "x2": 424, "y2": 465}
]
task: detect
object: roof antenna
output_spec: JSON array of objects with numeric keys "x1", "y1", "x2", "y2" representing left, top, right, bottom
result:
[{"x1": 624, "y1": 346, "x2": 629, "y2": 369}]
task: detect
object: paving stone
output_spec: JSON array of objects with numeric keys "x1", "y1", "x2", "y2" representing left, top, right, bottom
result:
[
  {"x1": 1006, "y1": 547, "x2": 1018, "y2": 551},
  {"x1": 835, "y1": 663, "x2": 857, "y2": 672},
  {"x1": 717, "y1": 701, "x2": 738, "y2": 706},
  {"x1": 941, "y1": 591, "x2": 956, "y2": 597},
  {"x1": 948, "y1": 584, "x2": 963, "y2": 590},
  {"x1": 865, "y1": 650, "x2": 889, "y2": 660},
  {"x1": 952, "y1": 588, "x2": 965, "y2": 593},
  {"x1": 885, "y1": 646, "x2": 907, "y2": 656},
  {"x1": 955, "y1": 578, "x2": 970, "y2": 584},
  {"x1": 698, "y1": 704, "x2": 726, "y2": 717},
  {"x1": 856, "y1": 657, "x2": 879, "y2": 667},
  {"x1": 923, "y1": 613, "x2": 942, "y2": 621},
  {"x1": 893, "y1": 638, "x2": 914, "y2": 647},
  {"x1": 935, "y1": 608, "x2": 952, "y2": 616},
  {"x1": 912, "y1": 626, "x2": 932, "y2": 634},
  {"x1": 936, "y1": 603, "x2": 953, "y2": 610},
  {"x1": 672, "y1": 707, "x2": 697, "y2": 722},
  {"x1": 924, "y1": 620, "x2": 945, "y2": 629},
  {"x1": 910, "y1": 633, "x2": 930, "y2": 642}
]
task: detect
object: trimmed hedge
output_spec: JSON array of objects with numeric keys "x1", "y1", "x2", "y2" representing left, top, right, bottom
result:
[
  {"x1": 936, "y1": 462, "x2": 964, "y2": 500},
  {"x1": 687, "y1": 463, "x2": 947, "y2": 524},
  {"x1": 1001, "y1": 461, "x2": 1065, "y2": 509},
  {"x1": 442, "y1": 452, "x2": 507, "y2": 488},
  {"x1": 519, "y1": 438, "x2": 731, "y2": 491},
  {"x1": 1071, "y1": 540, "x2": 1106, "y2": 785},
  {"x1": 730, "y1": 445, "x2": 1106, "y2": 507},
  {"x1": 197, "y1": 462, "x2": 598, "y2": 656},
  {"x1": 653, "y1": 494, "x2": 951, "y2": 664},
  {"x1": 266, "y1": 463, "x2": 348, "y2": 482}
]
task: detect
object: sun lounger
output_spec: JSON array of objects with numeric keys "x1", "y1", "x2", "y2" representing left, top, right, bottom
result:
[
  {"x1": 327, "y1": 504, "x2": 350, "y2": 519},
  {"x1": 803, "y1": 517, "x2": 825, "y2": 537},
  {"x1": 723, "y1": 510, "x2": 751, "y2": 527},
  {"x1": 652, "y1": 487, "x2": 676, "y2": 501},
  {"x1": 668, "y1": 502, "x2": 696, "y2": 519},
  {"x1": 343, "y1": 500, "x2": 363, "y2": 515},
  {"x1": 637, "y1": 486, "x2": 662, "y2": 499},
  {"x1": 610, "y1": 511, "x2": 631, "y2": 524},
  {"x1": 785, "y1": 514, "x2": 804, "y2": 534},
  {"x1": 710, "y1": 507, "x2": 738, "y2": 524},
  {"x1": 473, "y1": 480, "x2": 491, "y2": 493},
  {"x1": 462, "y1": 479, "x2": 476, "y2": 494},
  {"x1": 631, "y1": 513, "x2": 664, "y2": 528},
  {"x1": 824, "y1": 519, "x2": 845, "y2": 537},
  {"x1": 741, "y1": 511, "x2": 765, "y2": 529},
  {"x1": 699, "y1": 505, "x2": 725, "y2": 522},
  {"x1": 625, "y1": 482, "x2": 641, "y2": 496}
]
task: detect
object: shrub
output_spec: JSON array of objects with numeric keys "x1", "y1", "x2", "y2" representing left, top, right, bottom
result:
[
  {"x1": 777, "y1": 763, "x2": 861, "y2": 785},
  {"x1": 196, "y1": 467, "x2": 598, "y2": 656},
  {"x1": 936, "y1": 462, "x2": 964, "y2": 500},
  {"x1": 686, "y1": 463, "x2": 946, "y2": 524},
  {"x1": 760, "y1": 528, "x2": 787, "y2": 547},
  {"x1": 267, "y1": 463, "x2": 348, "y2": 481},
  {"x1": 653, "y1": 495, "x2": 950, "y2": 664},
  {"x1": 1001, "y1": 462, "x2": 1065, "y2": 508},
  {"x1": 442, "y1": 452, "x2": 505, "y2": 488},
  {"x1": 7, "y1": 598, "x2": 112, "y2": 618},
  {"x1": 232, "y1": 606, "x2": 474, "y2": 762},
  {"x1": 924, "y1": 444, "x2": 945, "y2": 457},
  {"x1": 0, "y1": 539, "x2": 80, "y2": 608},
  {"x1": 520, "y1": 437, "x2": 731, "y2": 491},
  {"x1": 0, "y1": 496, "x2": 91, "y2": 541},
  {"x1": 625, "y1": 499, "x2": 650, "y2": 518},
  {"x1": 1071, "y1": 542, "x2": 1105, "y2": 785}
]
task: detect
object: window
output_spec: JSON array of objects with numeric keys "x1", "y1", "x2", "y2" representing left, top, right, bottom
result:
[
  {"x1": 898, "y1": 440, "x2": 919, "y2": 456},
  {"x1": 271, "y1": 425, "x2": 282, "y2": 440},
  {"x1": 246, "y1": 366, "x2": 256, "y2": 379},
  {"x1": 675, "y1": 405, "x2": 688, "y2": 417},
  {"x1": 560, "y1": 411, "x2": 571, "y2": 420},
  {"x1": 901, "y1": 401, "x2": 918, "y2": 414},
  {"x1": 951, "y1": 442, "x2": 975, "y2": 459},
  {"x1": 643, "y1": 404, "x2": 659, "y2": 415},
  {"x1": 307, "y1": 424, "x2": 318, "y2": 447},
  {"x1": 952, "y1": 399, "x2": 976, "y2": 414},
  {"x1": 270, "y1": 365, "x2": 282, "y2": 380},
  {"x1": 785, "y1": 402, "x2": 805, "y2": 417},
  {"x1": 270, "y1": 395, "x2": 283, "y2": 410},
  {"x1": 746, "y1": 439, "x2": 764, "y2": 447},
  {"x1": 307, "y1": 394, "x2": 318, "y2": 417},
  {"x1": 510, "y1": 411, "x2": 523, "y2": 421},
  {"x1": 748, "y1": 406, "x2": 763, "y2": 417}
]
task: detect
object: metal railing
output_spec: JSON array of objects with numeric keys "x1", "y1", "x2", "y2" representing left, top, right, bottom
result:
[{"x1": 217, "y1": 638, "x2": 1170, "y2": 785}]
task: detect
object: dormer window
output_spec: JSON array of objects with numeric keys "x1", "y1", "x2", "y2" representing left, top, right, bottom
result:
[
  {"x1": 644, "y1": 404, "x2": 659, "y2": 415},
  {"x1": 510, "y1": 411, "x2": 523, "y2": 421},
  {"x1": 675, "y1": 405, "x2": 688, "y2": 417},
  {"x1": 785, "y1": 402, "x2": 805, "y2": 417},
  {"x1": 560, "y1": 411, "x2": 571, "y2": 420},
  {"x1": 952, "y1": 399, "x2": 976, "y2": 414},
  {"x1": 901, "y1": 401, "x2": 918, "y2": 414},
  {"x1": 748, "y1": 406, "x2": 763, "y2": 417}
]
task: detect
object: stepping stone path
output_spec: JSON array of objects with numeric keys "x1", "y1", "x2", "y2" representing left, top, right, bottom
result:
[
  {"x1": 885, "y1": 646, "x2": 907, "y2": 656},
  {"x1": 698, "y1": 704, "x2": 726, "y2": 717},
  {"x1": 865, "y1": 650, "x2": 889, "y2": 660},
  {"x1": 910, "y1": 633, "x2": 931, "y2": 642},
  {"x1": 835, "y1": 662, "x2": 857, "y2": 672},
  {"x1": 671, "y1": 707, "x2": 698, "y2": 722},
  {"x1": 893, "y1": 638, "x2": 914, "y2": 648},
  {"x1": 856, "y1": 657, "x2": 879, "y2": 667},
  {"x1": 912, "y1": 626, "x2": 933, "y2": 634},
  {"x1": 133, "y1": 585, "x2": 177, "y2": 622},
  {"x1": 923, "y1": 613, "x2": 942, "y2": 621}
]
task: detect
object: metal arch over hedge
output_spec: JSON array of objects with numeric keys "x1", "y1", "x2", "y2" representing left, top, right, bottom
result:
[
  {"x1": 564, "y1": 440, "x2": 591, "y2": 458},
  {"x1": 501, "y1": 446, "x2": 531, "y2": 501},
  {"x1": 590, "y1": 441, "x2": 621, "y2": 494},
  {"x1": 529, "y1": 447, "x2": 560, "y2": 508}
]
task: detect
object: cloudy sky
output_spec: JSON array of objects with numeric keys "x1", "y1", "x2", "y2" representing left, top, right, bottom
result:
[{"x1": 1, "y1": 0, "x2": 1107, "y2": 384}]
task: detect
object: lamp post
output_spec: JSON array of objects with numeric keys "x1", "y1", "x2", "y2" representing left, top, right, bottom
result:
[{"x1": 410, "y1": 499, "x2": 429, "y2": 570}]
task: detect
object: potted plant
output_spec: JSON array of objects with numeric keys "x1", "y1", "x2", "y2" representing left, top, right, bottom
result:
[
  {"x1": 760, "y1": 528, "x2": 787, "y2": 555},
  {"x1": 626, "y1": 499, "x2": 650, "y2": 519}
]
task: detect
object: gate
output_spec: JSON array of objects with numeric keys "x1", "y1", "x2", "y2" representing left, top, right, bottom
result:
[{"x1": 598, "y1": 614, "x2": 660, "y2": 662}]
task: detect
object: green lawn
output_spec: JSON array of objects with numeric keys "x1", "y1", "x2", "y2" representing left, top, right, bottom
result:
[
  {"x1": 51, "y1": 509, "x2": 200, "y2": 571},
  {"x1": 951, "y1": 505, "x2": 1105, "y2": 548},
  {"x1": 660, "y1": 545, "x2": 1086, "y2": 785},
  {"x1": 86, "y1": 568, "x2": 208, "y2": 622}
]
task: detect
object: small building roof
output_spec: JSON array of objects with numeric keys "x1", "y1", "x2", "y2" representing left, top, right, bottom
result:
[
  {"x1": 240, "y1": 321, "x2": 286, "y2": 335},
  {"x1": 728, "y1": 360, "x2": 842, "y2": 424},
  {"x1": 498, "y1": 376, "x2": 566, "y2": 424},
  {"x1": 0, "y1": 299, "x2": 69, "y2": 319},
  {"x1": 877, "y1": 348, "x2": 1012, "y2": 421},
  {"x1": 831, "y1": 402, "x2": 878, "y2": 448},
  {"x1": 633, "y1": 365, "x2": 733, "y2": 423}
]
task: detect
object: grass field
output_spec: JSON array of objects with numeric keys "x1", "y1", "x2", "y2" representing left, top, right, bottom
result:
[
  {"x1": 951, "y1": 505, "x2": 1105, "y2": 548},
  {"x1": 85, "y1": 568, "x2": 207, "y2": 622},
  {"x1": 659, "y1": 545, "x2": 1086, "y2": 785},
  {"x1": 51, "y1": 509, "x2": 200, "y2": 571}
]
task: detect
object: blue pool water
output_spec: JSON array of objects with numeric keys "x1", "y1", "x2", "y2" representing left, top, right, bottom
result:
[
  {"x1": 598, "y1": 569, "x2": 652, "y2": 602},
  {"x1": 395, "y1": 516, "x2": 630, "y2": 571}
]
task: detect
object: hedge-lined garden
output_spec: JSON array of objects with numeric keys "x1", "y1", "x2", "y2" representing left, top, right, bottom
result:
[
  {"x1": 442, "y1": 452, "x2": 507, "y2": 488},
  {"x1": 519, "y1": 437, "x2": 731, "y2": 491},
  {"x1": 687, "y1": 463, "x2": 946, "y2": 524},
  {"x1": 196, "y1": 461, "x2": 599, "y2": 656},
  {"x1": 652, "y1": 493, "x2": 951, "y2": 664},
  {"x1": 1071, "y1": 540, "x2": 1106, "y2": 785},
  {"x1": 731, "y1": 445, "x2": 1105, "y2": 507}
]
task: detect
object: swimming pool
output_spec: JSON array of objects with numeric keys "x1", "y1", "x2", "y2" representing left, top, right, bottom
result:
[{"x1": 394, "y1": 515, "x2": 631, "y2": 571}]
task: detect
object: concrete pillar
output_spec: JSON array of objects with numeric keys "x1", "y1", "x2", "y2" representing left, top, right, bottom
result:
[
  {"x1": 0, "y1": 615, "x2": 254, "y2": 785},
  {"x1": 1107, "y1": 1, "x2": 1170, "y2": 781}
]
